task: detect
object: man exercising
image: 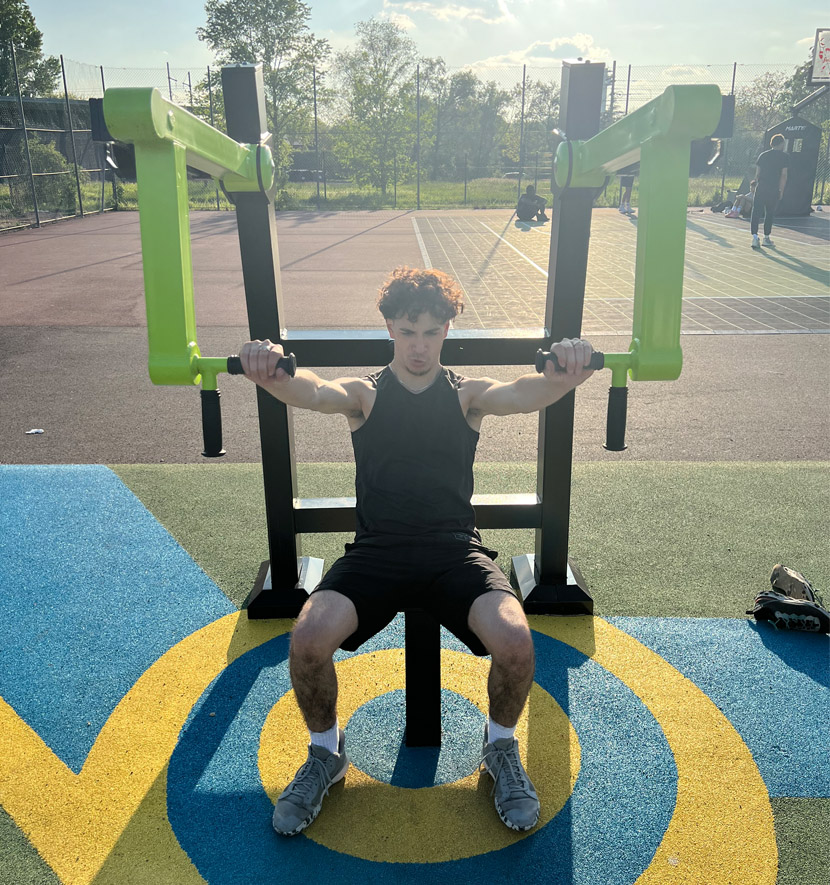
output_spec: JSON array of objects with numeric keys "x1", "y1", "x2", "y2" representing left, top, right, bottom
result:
[{"x1": 240, "y1": 266, "x2": 596, "y2": 837}]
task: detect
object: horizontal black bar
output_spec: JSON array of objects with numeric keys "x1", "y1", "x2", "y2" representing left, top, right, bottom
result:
[
  {"x1": 293, "y1": 494, "x2": 541, "y2": 533},
  {"x1": 280, "y1": 328, "x2": 551, "y2": 368}
]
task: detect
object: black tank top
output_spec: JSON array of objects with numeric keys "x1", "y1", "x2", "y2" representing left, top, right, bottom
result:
[{"x1": 351, "y1": 366, "x2": 480, "y2": 542}]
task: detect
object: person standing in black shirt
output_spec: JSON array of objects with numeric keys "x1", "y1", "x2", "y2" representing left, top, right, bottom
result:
[
  {"x1": 240, "y1": 267, "x2": 596, "y2": 838},
  {"x1": 751, "y1": 133, "x2": 789, "y2": 249}
]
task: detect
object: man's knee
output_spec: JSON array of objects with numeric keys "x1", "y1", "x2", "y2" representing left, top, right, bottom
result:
[
  {"x1": 469, "y1": 591, "x2": 534, "y2": 672},
  {"x1": 490, "y1": 620, "x2": 535, "y2": 674},
  {"x1": 290, "y1": 591, "x2": 357, "y2": 662}
]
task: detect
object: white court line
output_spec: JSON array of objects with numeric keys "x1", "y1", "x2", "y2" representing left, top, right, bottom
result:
[
  {"x1": 411, "y1": 218, "x2": 432, "y2": 268},
  {"x1": 478, "y1": 221, "x2": 548, "y2": 277}
]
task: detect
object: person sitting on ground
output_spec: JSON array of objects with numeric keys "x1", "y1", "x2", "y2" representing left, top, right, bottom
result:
[
  {"x1": 240, "y1": 266, "x2": 596, "y2": 838},
  {"x1": 725, "y1": 180, "x2": 756, "y2": 218},
  {"x1": 516, "y1": 184, "x2": 548, "y2": 222}
]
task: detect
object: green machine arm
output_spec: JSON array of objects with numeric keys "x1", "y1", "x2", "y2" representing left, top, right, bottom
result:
[
  {"x1": 102, "y1": 86, "x2": 285, "y2": 456},
  {"x1": 103, "y1": 87, "x2": 273, "y2": 389},
  {"x1": 552, "y1": 84, "x2": 722, "y2": 448}
]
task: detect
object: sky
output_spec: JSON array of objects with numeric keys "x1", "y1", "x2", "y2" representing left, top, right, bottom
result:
[{"x1": 30, "y1": 0, "x2": 822, "y2": 73}]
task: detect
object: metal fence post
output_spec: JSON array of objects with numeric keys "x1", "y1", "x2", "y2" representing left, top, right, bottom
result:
[
  {"x1": 206, "y1": 66, "x2": 221, "y2": 210},
  {"x1": 60, "y1": 54, "x2": 85, "y2": 218},
  {"x1": 517, "y1": 64, "x2": 527, "y2": 200},
  {"x1": 313, "y1": 66, "x2": 320, "y2": 209},
  {"x1": 11, "y1": 43, "x2": 40, "y2": 228},
  {"x1": 624, "y1": 64, "x2": 632, "y2": 115},
  {"x1": 167, "y1": 62, "x2": 174, "y2": 100},
  {"x1": 464, "y1": 154, "x2": 468, "y2": 205},
  {"x1": 100, "y1": 66, "x2": 110, "y2": 211},
  {"x1": 416, "y1": 64, "x2": 421, "y2": 210}
]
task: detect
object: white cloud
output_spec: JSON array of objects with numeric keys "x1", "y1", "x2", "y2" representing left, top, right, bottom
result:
[
  {"x1": 472, "y1": 33, "x2": 612, "y2": 68},
  {"x1": 385, "y1": 0, "x2": 516, "y2": 26},
  {"x1": 381, "y1": 10, "x2": 418, "y2": 30}
]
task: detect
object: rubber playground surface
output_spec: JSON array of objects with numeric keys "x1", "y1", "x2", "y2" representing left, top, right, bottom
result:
[{"x1": 1, "y1": 208, "x2": 829, "y2": 885}]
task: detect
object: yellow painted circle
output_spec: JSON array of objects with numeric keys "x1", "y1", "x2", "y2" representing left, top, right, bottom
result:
[{"x1": 258, "y1": 648, "x2": 581, "y2": 863}]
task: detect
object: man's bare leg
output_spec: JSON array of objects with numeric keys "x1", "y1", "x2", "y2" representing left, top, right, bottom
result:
[
  {"x1": 468, "y1": 590, "x2": 535, "y2": 727},
  {"x1": 289, "y1": 590, "x2": 358, "y2": 731},
  {"x1": 468, "y1": 590, "x2": 539, "y2": 831},
  {"x1": 272, "y1": 590, "x2": 358, "y2": 836}
]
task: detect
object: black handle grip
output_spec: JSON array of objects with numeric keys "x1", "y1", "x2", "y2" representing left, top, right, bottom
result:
[
  {"x1": 604, "y1": 385, "x2": 628, "y2": 451},
  {"x1": 226, "y1": 352, "x2": 296, "y2": 377},
  {"x1": 535, "y1": 348, "x2": 605, "y2": 373},
  {"x1": 201, "y1": 389, "x2": 226, "y2": 458}
]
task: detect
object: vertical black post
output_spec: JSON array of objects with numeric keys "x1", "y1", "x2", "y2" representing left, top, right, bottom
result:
[
  {"x1": 464, "y1": 154, "x2": 468, "y2": 205},
  {"x1": 517, "y1": 64, "x2": 527, "y2": 201},
  {"x1": 206, "y1": 67, "x2": 221, "y2": 210},
  {"x1": 416, "y1": 65, "x2": 421, "y2": 210},
  {"x1": 11, "y1": 43, "x2": 39, "y2": 228},
  {"x1": 404, "y1": 610, "x2": 441, "y2": 746},
  {"x1": 608, "y1": 60, "x2": 616, "y2": 122},
  {"x1": 60, "y1": 55, "x2": 84, "y2": 218},
  {"x1": 624, "y1": 64, "x2": 632, "y2": 115},
  {"x1": 313, "y1": 66, "x2": 320, "y2": 209},
  {"x1": 513, "y1": 59, "x2": 605, "y2": 614},
  {"x1": 100, "y1": 66, "x2": 110, "y2": 211},
  {"x1": 187, "y1": 71, "x2": 193, "y2": 108},
  {"x1": 166, "y1": 62, "x2": 173, "y2": 100},
  {"x1": 221, "y1": 63, "x2": 319, "y2": 617},
  {"x1": 393, "y1": 154, "x2": 397, "y2": 208},
  {"x1": 721, "y1": 63, "x2": 738, "y2": 200}
]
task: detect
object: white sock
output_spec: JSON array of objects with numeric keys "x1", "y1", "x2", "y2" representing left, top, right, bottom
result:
[
  {"x1": 487, "y1": 717, "x2": 516, "y2": 744},
  {"x1": 310, "y1": 720, "x2": 340, "y2": 754}
]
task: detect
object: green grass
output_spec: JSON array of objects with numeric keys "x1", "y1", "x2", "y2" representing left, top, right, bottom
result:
[
  {"x1": 112, "y1": 460, "x2": 830, "y2": 616},
  {"x1": 6, "y1": 172, "x2": 823, "y2": 219}
]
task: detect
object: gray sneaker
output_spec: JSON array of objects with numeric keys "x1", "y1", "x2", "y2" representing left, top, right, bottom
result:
[
  {"x1": 481, "y1": 729, "x2": 540, "y2": 831},
  {"x1": 272, "y1": 729, "x2": 349, "y2": 836}
]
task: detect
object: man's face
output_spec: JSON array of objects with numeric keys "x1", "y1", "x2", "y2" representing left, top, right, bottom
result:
[{"x1": 386, "y1": 312, "x2": 450, "y2": 376}]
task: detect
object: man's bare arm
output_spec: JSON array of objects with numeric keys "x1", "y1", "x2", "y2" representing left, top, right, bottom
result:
[
  {"x1": 466, "y1": 338, "x2": 596, "y2": 418},
  {"x1": 239, "y1": 339, "x2": 364, "y2": 416}
]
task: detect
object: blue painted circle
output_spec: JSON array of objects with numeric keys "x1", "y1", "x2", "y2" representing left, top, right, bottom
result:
[
  {"x1": 345, "y1": 689, "x2": 485, "y2": 788},
  {"x1": 167, "y1": 622, "x2": 677, "y2": 884}
]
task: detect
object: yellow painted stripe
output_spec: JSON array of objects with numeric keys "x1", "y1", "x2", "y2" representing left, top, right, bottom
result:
[
  {"x1": 530, "y1": 616, "x2": 778, "y2": 884},
  {"x1": 0, "y1": 612, "x2": 291, "y2": 885}
]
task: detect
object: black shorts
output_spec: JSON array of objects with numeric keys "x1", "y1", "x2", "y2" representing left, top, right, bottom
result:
[
  {"x1": 312, "y1": 537, "x2": 516, "y2": 656},
  {"x1": 620, "y1": 175, "x2": 634, "y2": 188}
]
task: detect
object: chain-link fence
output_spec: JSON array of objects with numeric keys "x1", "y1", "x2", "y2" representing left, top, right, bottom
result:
[{"x1": 2, "y1": 47, "x2": 827, "y2": 230}]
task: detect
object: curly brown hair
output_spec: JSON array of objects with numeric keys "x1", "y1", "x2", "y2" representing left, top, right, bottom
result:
[{"x1": 377, "y1": 266, "x2": 465, "y2": 322}]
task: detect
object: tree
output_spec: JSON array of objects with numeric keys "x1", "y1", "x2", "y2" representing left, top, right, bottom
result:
[
  {"x1": 197, "y1": 0, "x2": 329, "y2": 171},
  {"x1": 329, "y1": 20, "x2": 419, "y2": 195},
  {"x1": 736, "y1": 70, "x2": 790, "y2": 134},
  {"x1": 0, "y1": 0, "x2": 60, "y2": 97}
]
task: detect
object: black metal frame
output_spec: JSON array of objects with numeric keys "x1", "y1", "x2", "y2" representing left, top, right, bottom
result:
[{"x1": 221, "y1": 61, "x2": 606, "y2": 747}]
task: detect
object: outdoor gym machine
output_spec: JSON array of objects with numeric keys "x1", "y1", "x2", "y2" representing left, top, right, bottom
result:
[{"x1": 104, "y1": 63, "x2": 720, "y2": 741}]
